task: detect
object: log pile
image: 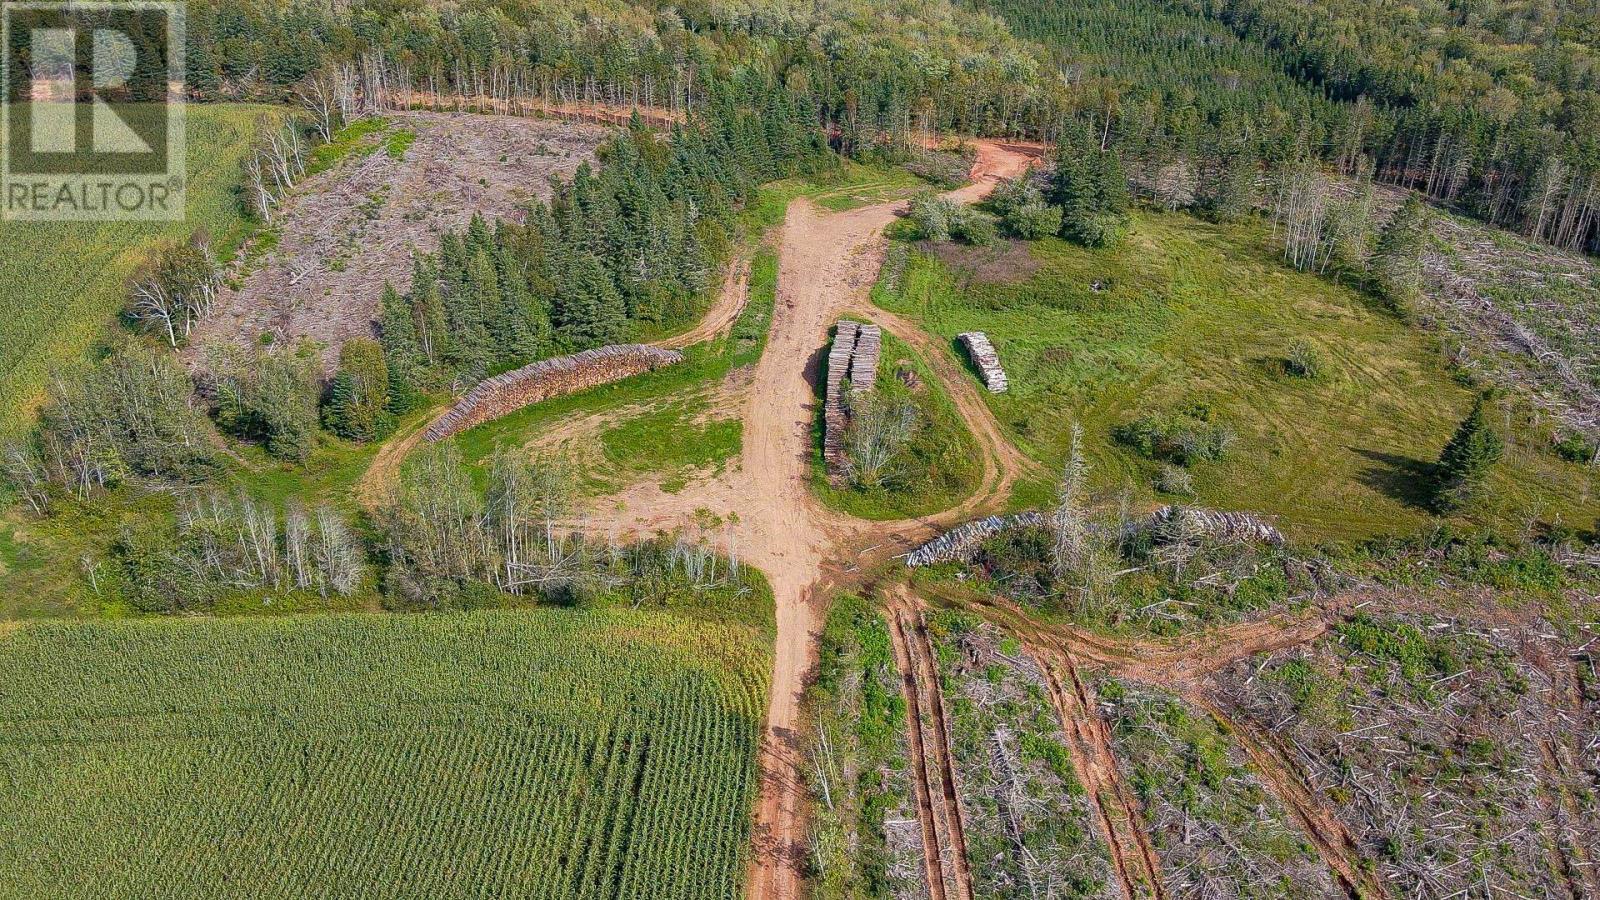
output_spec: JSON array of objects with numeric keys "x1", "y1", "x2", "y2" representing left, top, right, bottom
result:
[
  {"x1": 958, "y1": 332, "x2": 1008, "y2": 393},
  {"x1": 905, "y1": 513, "x2": 1044, "y2": 567},
  {"x1": 823, "y1": 322, "x2": 860, "y2": 474},
  {"x1": 849, "y1": 323, "x2": 882, "y2": 398},
  {"x1": 905, "y1": 504, "x2": 1284, "y2": 568},
  {"x1": 1145, "y1": 505, "x2": 1286, "y2": 547},
  {"x1": 424, "y1": 344, "x2": 683, "y2": 442},
  {"x1": 823, "y1": 321, "x2": 883, "y2": 477}
]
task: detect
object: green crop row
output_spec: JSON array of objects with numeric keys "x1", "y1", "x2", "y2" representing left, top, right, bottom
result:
[{"x1": 0, "y1": 609, "x2": 770, "y2": 899}]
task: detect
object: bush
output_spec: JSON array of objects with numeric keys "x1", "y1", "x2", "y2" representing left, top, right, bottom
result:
[
  {"x1": 33, "y1": 345, "x2": 219, "y2": 490},
  {"x1": 210, "y1": 343, "x2": 322, "y2": 461},
  {"x1": 948, "y1": 206, "x2": 999, "y2": 246},
  {"x1": 1553, "y1": 431, "x2": 1597, "y2": 465},
  {"x1": 1155, "y1": 464, "x2": 1194, "y2": 495},
  {"x1": 1114, "y1": 406, "x2": 1236, "y2": 466},
  {"x1": 1285, "y1": 339, "x2": 1322, "y2": 378},
  {"x1": 990, "y1": 177, "x2": 1062, "y2": 240},
  {"x1": 908, "y1": 192, "x2": 953, "y2": 241},
  {"x1": 322, "y1": 338, "x2": 395, "y2": 442}
]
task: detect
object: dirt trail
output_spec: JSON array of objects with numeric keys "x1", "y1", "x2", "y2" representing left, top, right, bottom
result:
[
  {"x1": 1033, "y1": 644, "x2": 1167, "y2": 900},
  {"x1": 658, "y1": 258, "x2": 751, "y2": 350},
  {"x1": 1192, "y1": 696, "x2": 1385, "y2": 900},
  {"x1": 956, "y1": 589, "x2": 1341, "y2": 687},
  {"x1": 544, "y1": 141, "x2": 1041, "y2": 900},
  {"x1": 886, "y1": 592, "x2": 977, "y2": 900}
]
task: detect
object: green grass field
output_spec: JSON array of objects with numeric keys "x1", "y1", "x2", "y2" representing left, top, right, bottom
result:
[
  {"x1": 0, "y1": 104, "x2": 281, "y2": 439},
  {"x1": 0, "y1": 608, "x2": 769, "y2": 899},
  {"x1": 875, "y1": 212, "x2": 1600, "y2": 541}
]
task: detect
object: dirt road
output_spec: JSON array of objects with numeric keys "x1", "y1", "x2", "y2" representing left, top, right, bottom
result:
[
  {"x1": 551, "y1": 141, "x2": 1040, "y2": 900},
  {"x1": 349, "y1": 139, "x2": 1043, "y2": 897}
]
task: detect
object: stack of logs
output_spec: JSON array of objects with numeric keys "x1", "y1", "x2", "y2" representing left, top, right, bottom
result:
[
  {"x1": 823, "y1": 320, "x2": 883, "y2": 478},
  {"x1": 905, "y1": 513, "x2": 1045, "y2": 567},
  {"x1": 958, "y1": 331, "x2": 1008, "y2": 393},
  {"x1": 424, "y1": 344, "x2": 683, "y2": 442},
  {"x1": 905, "y1": 505, "x2": 1286, "y2": 567}
]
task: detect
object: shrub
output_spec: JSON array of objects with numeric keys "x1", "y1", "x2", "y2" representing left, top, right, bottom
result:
[
  {"x1": 1155, "y1": 464, "x2": 1194, "y2": 495},
  {"x1": 1114, "y1": 406, "x2": 1235, "y2": 466},
  {"x1": 908, "y1": 192, "x2": 953, "y2": 241},
  {"x1": 210, "y1": 343, "x2": 322, "y2": 461},
  {"x1": 322, "y1": 338, "x2": 395, "y2": 442},
  {"x1": 990, "y1": 177, "x2": 1062, "y2": 240},
  {"x1": 948, "y1": 206, "x2": 999, "y2": 246},
  {"x1": 1553, "y1": 431, "x2": 1597, "y2": 465},
  {"x1": 1285, "y1": 339, "x2": 1322, "y2": 378}
]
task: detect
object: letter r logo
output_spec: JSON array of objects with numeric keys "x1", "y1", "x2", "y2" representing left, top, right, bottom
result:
[
  {"x1": 28, "y1": 27, "x2": 153, "y2": 154},
  {"x1": 2, "y1": 1, "x2": 185, "y2": 221}
]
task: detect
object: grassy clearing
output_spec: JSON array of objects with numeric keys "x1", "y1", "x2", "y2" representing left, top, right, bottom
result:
[
  {"x1": 304, "y1": 116, "x2": 392, "y2": 176},
  {"x1": 456, "y1": 246, "x2": 779, "y2": 492},
  {"x1": 874, "y1": 211, "x2": 1600, "y2": 542},
  {"x1": 600, "y1": 398, "x2": 742, "y2": 492},
  {"x1": 814, "y1": 329, "x2": 983, "y2": 520},
  {"x1": 0, "y1": 104, "x2": 283, "y2": 439},
  {"x1": 0, "y1": 608, "x2": 769, "y2": 899}
]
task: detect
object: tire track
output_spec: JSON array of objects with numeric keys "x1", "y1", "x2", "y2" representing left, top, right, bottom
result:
[
  {"x1": 888, "y1": 598, "x2": 977, "y2": 900},
  {"x1": 887, "y1": 610, "x2": 954, "y2": 900},
  {"x1": 1032, "y1": 644, "x2": 1166, "y2": 900},
  {"x1": 1191, "y1": 695, "x2": 1387, "y2": 900}
]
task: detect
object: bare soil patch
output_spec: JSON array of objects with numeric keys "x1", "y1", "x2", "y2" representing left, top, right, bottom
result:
[
  {"x1": 923, "y1": 238, "x2": 1043, "y2": 284},
  {"x1": 187, "y1": 112, "x2": 606, "y2": 370}
]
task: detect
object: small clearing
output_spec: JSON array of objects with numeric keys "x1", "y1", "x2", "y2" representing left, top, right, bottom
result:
[{"x1": 187, "y1": 112, "x2": 605, "y2": 369}]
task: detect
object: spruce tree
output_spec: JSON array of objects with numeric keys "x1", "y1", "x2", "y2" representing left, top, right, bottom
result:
[
  {"x1": 1371, "y1": 196, "x2": 1430, "y2": 310},
  {"x1": 377, "y1": 282, "x2": 423, "y2": 414},
  {"x1": 1050, "y1": 126, "x2": 1131, "y2": 248},
  {"x1": 1433, "y1": 394, "x2": 1504, "y2": 512},
  {"x1": 552, "y1": 252, "x2": 627, "y2": 350}
]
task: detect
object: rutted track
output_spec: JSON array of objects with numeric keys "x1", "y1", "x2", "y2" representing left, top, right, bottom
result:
[
  {"x1": 886, "y1": 592, "x2": 977, "y2": 900},
  {"x1": 1192, "y1": 696, "x2": 1386, "y2": 900},
  {"x1": 1033, "y1": 645, "x2": 1167, "y2": 900}
]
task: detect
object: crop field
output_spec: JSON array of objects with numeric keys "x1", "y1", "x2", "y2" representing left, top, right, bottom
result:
[
  {"x1": 874, "y1": 212, "x2": 1600, "y2": 540},
  {"x1": 0, "y1": 104, "x2": 282, "y2": 439},
  {"x1": 0, "y1": 609, "x2": 770, "y2": 899}
]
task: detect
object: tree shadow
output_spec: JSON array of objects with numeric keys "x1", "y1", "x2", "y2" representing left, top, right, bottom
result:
[{"x1": 1353, "y1": 447, "x2": 1436, "y2": 510}]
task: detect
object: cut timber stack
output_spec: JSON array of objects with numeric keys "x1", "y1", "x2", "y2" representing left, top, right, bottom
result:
[
  {"x1": 905, "y1": 513, "x2": 1045, "y2": 567},
  {"x1": 848, "y1": 324, "x2": 881, "y2": 398},
  {"x1": 425, "y1": 344, "x2": 683, "y2": 442},
  {"x1": 957, "y1": 332, "x2": 1008, "y2": 393},
  {"x1": 905, "y1": 504, "x2": 1286, "y2": 569},
  {"x1": 823, "y1": 322, "x2": 861, "y2": 474},
  {"x1": 823, "y1": 320, "x2": 884, "y2": 479}
]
